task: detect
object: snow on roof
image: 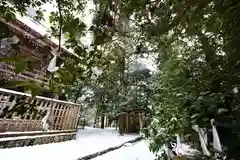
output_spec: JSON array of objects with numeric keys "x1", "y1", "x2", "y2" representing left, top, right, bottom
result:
[
  {"x1": 14, "y1": 3, "x2": 80, "y2": 57},
  {"x1": 14, "y1": 1, "x2": 95, "y2": 58},
  {"x1": 16, "y1": 14, "x2": 78, "y2": 56}
]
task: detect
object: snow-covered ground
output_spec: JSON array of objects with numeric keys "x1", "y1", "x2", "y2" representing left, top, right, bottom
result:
[
  {"x1": 93, "y1": 140, "x2": 155, "y2": 160},
  {"x1": 0, "y1": 127, "x2": 138, "y2": 160}
]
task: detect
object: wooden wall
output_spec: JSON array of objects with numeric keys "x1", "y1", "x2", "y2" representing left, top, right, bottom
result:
[{"x1": 119, "y1": 110, "x2": 145, "y2": 133}]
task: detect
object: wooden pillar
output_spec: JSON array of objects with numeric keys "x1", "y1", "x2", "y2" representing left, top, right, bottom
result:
[
  {"x1": 23, "y1": 97, "x2": 31, "y2": 119},
  {"x1": 69, "y1": 105, "x2": 75, "y2": 129},
  {"x1": 142, "y1": 112, "x2": 145, "y2": 128},
  {"x1": 63, "y1": 105, "x2": 71, "y2": 129},
  {"x1": 72, "y1": 105, "x2": 80, "y2": 130},
  {"x1": 53, "y1": 103, "x2": 62, "y2": 130},
  {"x1": 139, "y1": 112, "x2": 143, "y2": 131},
  {"x1": 67, "y1": 105, "x2": 72, "y2": 129},
  {"x1": 74, "y1": 106, "x2": 81, "y2": 129},
  {"x1": 125, "y1": 112, "x2": 128, "y2": 133},
  {"x1": 119, "y1": 113, "x2": 125, "y2": 134},
  {"x1": 115, "y1": 118, "x2": 118, "y2": 130},
  {"x1": 50, "y1": 101, "x2": 57, "y2": 130},
  {"x1": 68, "y1": 105, "x2": 75, "y2": 129},
  {"x1": 72, "y1": 106, "x2": 78, "y2": 129},
  {"x1": 59, "y1": 104, "x2": 67, "y2": 130},
  {"x1": 105, "y1": 115, "x2": 108, "y2": 127}
]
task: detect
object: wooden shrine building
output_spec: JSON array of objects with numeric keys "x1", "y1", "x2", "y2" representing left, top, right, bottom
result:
[
  {"x1": 0, "y1": 17, "x2": 82, "y2": 148},
  {"x1": 119, "y1": 108, "x2": 145, "y2": 134},
  {"x1": 0, "y1": 17, "x2": 74, "y2": 92}
]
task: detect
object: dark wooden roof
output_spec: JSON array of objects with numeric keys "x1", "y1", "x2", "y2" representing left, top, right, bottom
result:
[
  {"x1": 123, "y1": 108, "x2": 146, "y2": 112},
  {"x1": 0, "y1": 18, "x2": 74, "y2": 58}
]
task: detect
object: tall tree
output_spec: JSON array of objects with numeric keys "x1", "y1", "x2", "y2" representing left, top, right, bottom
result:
[{"x1": 1, "y1": 0, "x2": 240, "y2": 158}]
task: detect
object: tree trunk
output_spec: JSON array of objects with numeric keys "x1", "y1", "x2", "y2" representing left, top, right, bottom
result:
[
  {"x1": 115, "y1": 119, "x2": 118, "y2": 130},
  {"x1": 82, "y1": 119, "x2": 85, "y2": 129},
  {"x1": 93, "y1": 111, "x2": 98, "y2": 128},
  {"x1": 108, "y1": 118, "x2": 112, "y2": 127},
  {"x1": 100, "y1": 114, "x2": 105, "y2": 129},
  {"x1": 74, "y1": 89, "x2": 81, "y2": 103}
]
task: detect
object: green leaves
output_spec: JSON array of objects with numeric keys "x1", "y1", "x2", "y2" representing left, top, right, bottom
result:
[
  {"x1": 34, "y1": 9, "x2": 44, "y2": 21},
  {"x1": 0, "y1": 57, "x2": 28, "y2": 73},
  {"x1": 35, "y1": 1, "x2": 42, "y2": 6},
  {"x1": 63, "y1": 17, "x2": 86, "y2": 35},
  {"x1": 191, "y1": 113, "x2": 201, "y2": 123},
  {"x1": 0, "y1": 57, "x2": 21, "y2": 63},
  {"x1": 71, "y1": 18, "x2": 80, "y2": 27},
  {"x1": 15, "y1": 61, "x2": 28, "y2": 74},
  {"x1": 12, "y1": 80, "x2": 42, "y2": 97}
]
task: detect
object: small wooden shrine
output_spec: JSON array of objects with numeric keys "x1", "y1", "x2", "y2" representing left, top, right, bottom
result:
[{"x1": 119, "y1": 108, "x2": 145, "y2": 133}]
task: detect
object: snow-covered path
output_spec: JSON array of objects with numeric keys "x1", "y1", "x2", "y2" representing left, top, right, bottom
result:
[
  {"x1": 93, "y1": 140, "x2": 155, "y2": 160},
  {"x1": 0, "y1": 127, "x2": 138, "y2": 160}
]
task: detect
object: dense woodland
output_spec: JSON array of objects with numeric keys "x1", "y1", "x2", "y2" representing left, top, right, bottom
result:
[{"x1": 0, "y1": 0, "x2": 240, "y2": 159}]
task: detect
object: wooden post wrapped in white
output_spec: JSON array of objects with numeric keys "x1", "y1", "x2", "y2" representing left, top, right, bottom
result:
[
  {"x1": 192, "y1": 125, "x2": 210, "y2": 156},
  {"x1": 41, "y1": 111, "x2": 53, "y2": 131},
  {"x1": 47, "y1": 50, "x2": 59, "y2": 73},
  {"x1": 175, "y1": 134, "x2": 184, "y2": 155},
  {"x1": 47, "y1": 48, "x2": 64, "y2": 73},
  {"x1": 211, "y1": 119, "x2": 222, "y2": 152},
  {"x1": 174, "y1": 134, "x2": 200, "y2": 156},
  {"x1": 162, "y1": 144, "x2": 175, "y2": 160}
]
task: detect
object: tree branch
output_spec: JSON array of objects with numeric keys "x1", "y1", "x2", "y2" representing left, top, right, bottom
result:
[{"x1": 57, "y1": 0, "x2": 63, "y2": 52}]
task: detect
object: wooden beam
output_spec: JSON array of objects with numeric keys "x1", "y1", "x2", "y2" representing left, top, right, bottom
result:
[
  {"x1": 0, "y1": 68, "x2": 48, "y2": 85},
  {"x1": 0, "y1": 129, "x2": 76, "y2": 138}
]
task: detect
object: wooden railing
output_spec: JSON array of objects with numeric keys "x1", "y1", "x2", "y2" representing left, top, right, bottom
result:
[{"x1": 0, "y1": 88, "x2": 81, "y2": 132}]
